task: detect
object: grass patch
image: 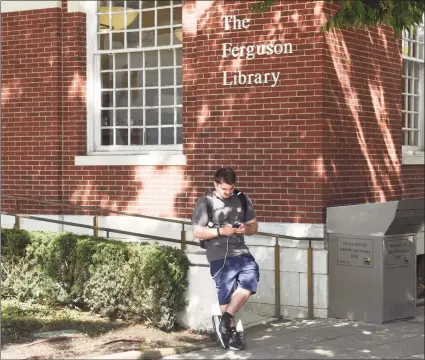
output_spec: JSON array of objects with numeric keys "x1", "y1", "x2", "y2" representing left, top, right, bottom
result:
[{"x1": 1, "y1": 299, "x2": 128, "y2": 346}]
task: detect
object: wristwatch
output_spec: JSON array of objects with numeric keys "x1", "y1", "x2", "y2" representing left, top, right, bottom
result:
[{"x1": 217, "y1": 228, "x2": 220, "y2": 236}]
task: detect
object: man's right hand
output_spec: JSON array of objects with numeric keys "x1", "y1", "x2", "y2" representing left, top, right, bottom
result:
[{"x1": 218, "y1": 224, "x2": 237, "y2": 236}]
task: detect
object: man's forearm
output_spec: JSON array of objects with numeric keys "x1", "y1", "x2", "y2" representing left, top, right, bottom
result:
[
  {"x1": 193, "y1": 226, "x2": 219, "y2": 240},
  {"x1": 245, "y1": 222, "x2": 258, "y2": 235}
]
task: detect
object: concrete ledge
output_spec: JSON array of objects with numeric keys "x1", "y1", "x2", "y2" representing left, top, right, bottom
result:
[
  {"x1": 243, "y1": 302, "x2": 328, "y2": 320},
  {"x1": 282, "y1": 306, "x2": 328, "y2": 319},
  {"x1": 281, "y1": 248, "x2": 328, "y2": 274}
]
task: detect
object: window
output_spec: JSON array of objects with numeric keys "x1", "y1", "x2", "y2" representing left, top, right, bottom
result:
[
  {"x1": 402, "y1": 21, "x2": 424, "y2": 159},
  {"x1": 89, "y1": 0, "x2": 182, "y2": 154}
]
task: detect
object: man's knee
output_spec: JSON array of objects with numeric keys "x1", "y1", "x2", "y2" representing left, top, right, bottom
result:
[{"x1": 233, "y1": 287, "x2": 252, "y2": 298}]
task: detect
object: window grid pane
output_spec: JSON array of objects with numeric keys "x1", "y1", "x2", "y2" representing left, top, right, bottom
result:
[
  {"x1": 402, "y1": 22, "x2": 424, "y2": 61},
  {"x1": 97, "y1": 1, "x2": 182, "y2": 50},
  {"x1": 97, "y1": 0, "x2": 182, "y2": 147},
  {"x1": 402, "y1": 59, "x2": 422, "y2": 147},
  {"x1": 402, "y1": 18, "x2": 424, "y2": 149}
]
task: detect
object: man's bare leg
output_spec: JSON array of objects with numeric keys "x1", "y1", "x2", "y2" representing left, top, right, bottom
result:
[{"x1": 220, "y1": 288, "x2": 251, "y2": 327}]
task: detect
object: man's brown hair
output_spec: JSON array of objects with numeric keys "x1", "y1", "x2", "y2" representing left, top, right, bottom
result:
[{"x1": 214, "y1": 167, "x2": 237, "y2": 185}]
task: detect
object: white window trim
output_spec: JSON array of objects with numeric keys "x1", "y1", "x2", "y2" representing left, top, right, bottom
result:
[
  {"x1": 79, "y1": 1, "x2": 185, "y2": 166},
  {"x1": 402, "y1": 23, "x2": 424, "y2": 166},
  {"x1": 75, "y1": 152, "x2": 186, "y2": 166},
  {"x1": 403, "y1": 60, "x2": 424, "y2": 165},
  {"x1": 402, "y1": 151, "x2": 424, "y2": 165},
  {"x1": 0, "y1": 1, "x2": 61, "y2": 12}
]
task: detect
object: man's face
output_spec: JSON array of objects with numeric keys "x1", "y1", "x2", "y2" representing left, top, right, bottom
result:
[{"x1": 214, "y1": 182, "x2": 235, "y2": 199}]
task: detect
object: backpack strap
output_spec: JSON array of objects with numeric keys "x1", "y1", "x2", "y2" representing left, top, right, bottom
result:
[
  {"x1": 200, "y1": 190, "x2": 248, "y2": 249},
  {"x1": 205, "y1": 189, "x2": 247, "y2": 224},
  {"x1": 204, "y1": 192, "x2": 214, "y2": 227},
  {"x1": 234, "y1": 188, "x2": 247, "y2": 222},
  {"x1": 200, "y1": 193, "x2": 214, "y2": 249}
]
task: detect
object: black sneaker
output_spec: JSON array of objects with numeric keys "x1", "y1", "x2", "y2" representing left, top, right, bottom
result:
[
  {"x1": 228, "y1": 328, "x2": 246, "y2": 351},
  {"x1": 212, "y1": 315, "x2": 230, "y2": 349}
]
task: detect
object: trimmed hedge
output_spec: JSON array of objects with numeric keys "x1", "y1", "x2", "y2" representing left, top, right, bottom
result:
[
  {"x1": 1, "y1": 228, "x2": 189, "y2": 331},
  {"x1": 1, "y1": 228, "x2": 31, "y2": 261}
]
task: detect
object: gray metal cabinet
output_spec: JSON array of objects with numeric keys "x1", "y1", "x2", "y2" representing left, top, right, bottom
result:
[{"x1": 326, "y1": 199, "x2": 424, "y2": 324}]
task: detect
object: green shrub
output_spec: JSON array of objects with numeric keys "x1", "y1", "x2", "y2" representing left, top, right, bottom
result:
[
  {"x1": 1, "y1": 228, "x2": 190, "y2": 331},
  {"x1": 90, "y1": 238, "x2": 130, "y2": 265},
  {"x1": 83, "y1": 242, "x2": 190, "y2": 331},
  {"x1": 25, "y1": 232, "x2": 121, "y2": 305},
  {"x1": 83, "y1": 261, "x2": 131, "y2": 319},
  {"x1": 25, "y1": 232, "x2": 80, "y2": 305},
  {"x1": 1, "y1": 228, "x2": 31, "y2": 261},
  {"x1": 26, "y1": 232, "x2": 77, "y2": 283},
  {"x1": 83, "y1": 239, "x2": 130, "y2": 318},
  {"x1": 126, "y1": 244, "x2": 190, "y2": 331},
  {"x1": 1, "y1": 259, "x2": 66, "y2": 306},
  {"x1": 69, "y1": 237, "x2": 103, "y2": 303}
]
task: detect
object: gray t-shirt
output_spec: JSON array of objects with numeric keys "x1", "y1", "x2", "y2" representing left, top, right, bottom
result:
[{"x1": 191, "y1": 191, "x2": 256, "y2": 263}]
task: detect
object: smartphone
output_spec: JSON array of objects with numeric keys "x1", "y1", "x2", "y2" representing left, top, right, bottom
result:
[{"x1": 232, "y1": 223, "x2": 241, "y2": 228}]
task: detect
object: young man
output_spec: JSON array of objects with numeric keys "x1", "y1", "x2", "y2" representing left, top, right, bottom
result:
[{"x1": 191, "y1": 167, "x2": 259, "y2": 351}]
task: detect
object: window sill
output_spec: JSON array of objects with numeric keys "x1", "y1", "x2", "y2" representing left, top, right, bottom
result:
[
  {"x1": 75, "y1": 152, "x2": 186, "y2": 166},
  {"x1": 402, "y1": 151, "x2": 425, "y2": 165}
]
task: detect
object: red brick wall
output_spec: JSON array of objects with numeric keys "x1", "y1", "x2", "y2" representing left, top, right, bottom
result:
[
  {"x1": 322, "y1": 2, "x2": 424, "y2": 214},
  {"x1": 61, "y1": 4, "x2": 88, "y2": 210},
  {"x1": 1, "y1": 0, "x2": 423, "y2": 223},
  {"x1": 402, "y1": 165, "x2": 425, "y2": 199},
  {"x1": 1, "y1": 8, "x2": 63, "y2": 213},
  {"x1": 182, "y1": 0, "x2": 326, "y2": 223},
  {"x1": 1, "y1": 2, "x2": 190, "y2": 218},
  {"x1": 322, "y1": 2, "x2": 404, "y2": 212}
]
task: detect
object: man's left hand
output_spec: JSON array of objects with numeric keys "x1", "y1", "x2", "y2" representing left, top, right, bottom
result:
[
  {"x1": 235, "y1": 223, "x2": 246, "y2": 234},
  {"x1": 236, "y1": 219, "x2": 258, "y2": 235}
]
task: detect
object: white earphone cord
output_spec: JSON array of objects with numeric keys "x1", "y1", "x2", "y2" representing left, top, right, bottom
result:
[{"x1": 212, "y1": 235, "x2": 230, "y2": 279}]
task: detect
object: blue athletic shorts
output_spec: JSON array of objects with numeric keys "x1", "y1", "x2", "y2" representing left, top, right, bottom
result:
[{"x1": 209, "y1": 253, "x2": 260, "y2": 305}]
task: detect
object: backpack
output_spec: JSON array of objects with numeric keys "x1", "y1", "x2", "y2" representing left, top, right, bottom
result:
[{"x1": 199, "y1": 189, "x2": 248, "y2": 249}]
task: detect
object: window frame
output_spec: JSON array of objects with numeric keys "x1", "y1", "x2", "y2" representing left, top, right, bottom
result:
[
  {"x1": 401, "y1": 21, "x2": 425, "y2": 165},
  {"x1": 402, "y1": 57, "x2": 424, "y2": 153},
  {"x1": 86, "y1": 1, "x2": 183, "y2": 156}
]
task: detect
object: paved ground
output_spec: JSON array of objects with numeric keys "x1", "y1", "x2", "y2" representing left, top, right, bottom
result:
[{"x1": 162, "y1": 306, "x2": 424, "y2": 359}]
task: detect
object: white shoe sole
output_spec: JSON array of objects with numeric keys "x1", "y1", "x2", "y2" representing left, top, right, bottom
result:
[
  {"x1": 212, "y1": 315, "x2": 227, "y2": 349},
  {"x1": 229, "y1": 344, "x2": 244, "y2": 351}
]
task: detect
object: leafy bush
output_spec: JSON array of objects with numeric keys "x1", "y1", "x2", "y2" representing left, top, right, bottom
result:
[
  {"x1": 83, "y1": 240, "x2": 131, "y2": 319},
  {"x1": 1, "y1": 228, "x2": 190, "y2": 331},
  {"x1": 83, "y1": 261, "x2": 131, "y2": 319},
  {"x1": 84, "y1": 242, "x2": 189, "y2": 331},
  {"x1": 1, "y1": 228, "x2": 31, "y2": 261},
  {"x1": 25, "y1": 232, "x2": 78, "y2": 302},
  {"x1": 126, "y1": 244, "x2": 190, "y2": 330},
  {"x1": 25, "y1": 233, "x2": 127, "y2": 306},
  {"x1": 67, "y1": 237, "x2": 100, "y2": 304},
  {"x1": 1, "y1": 259, "x2": 66, "y2": 306},
  {"x1": 25, "y1": 232, "x2": 90, "y2": 305}
]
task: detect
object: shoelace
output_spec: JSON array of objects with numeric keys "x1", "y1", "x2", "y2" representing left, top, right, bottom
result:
[{"x1": 230, "y1": 330, "x2": 239, "y2": 341}]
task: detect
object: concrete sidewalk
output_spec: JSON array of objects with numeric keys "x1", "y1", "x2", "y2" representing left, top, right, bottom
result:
[{"x1": 162, "y1": 306, "x2": 424, "y2": 359}]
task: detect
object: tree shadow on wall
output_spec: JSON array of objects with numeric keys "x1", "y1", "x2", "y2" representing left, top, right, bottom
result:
[
  {"x1": 176, "y1": 0, "x2": 406, "y2": 224},
  {"x1": 321, "y1": 1, "x2": 405, "y2": 220},
  {"x1": 1, "y1": 2, "x2": 407, "y2": 227}
]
